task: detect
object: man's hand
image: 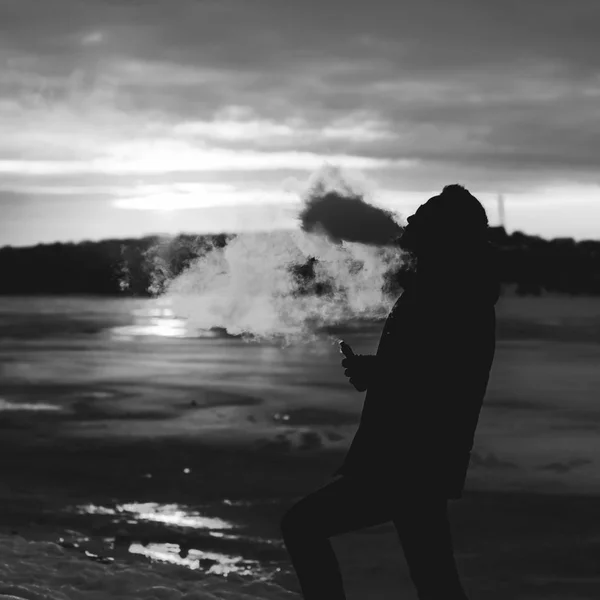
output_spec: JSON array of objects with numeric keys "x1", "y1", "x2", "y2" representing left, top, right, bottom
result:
[{"x1": 339, "y1": 341, "x2": 375, "y2": 392}]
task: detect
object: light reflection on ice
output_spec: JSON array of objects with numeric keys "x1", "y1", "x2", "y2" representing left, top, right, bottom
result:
[
  {"x1": 66, "y1": 502, "x2": 286, "y2": 578},
  {"x1": 208, "y1": 531, "x2": 284, "y2": 547},
  {"x1": 74, "y1": 502, "x2": 234, "y2": 530},
  {"x1": 119, "y1": 503, "x2": 234, "y2": 529},
  {"x1": 222, "y1": 498, "x2": 283, "y2": 507},
  {"x1": 0, "y1": 399, "x2": 62, "y2": 411},
  {"x1": 129, "y1": 542, "x2": 258, "y2": 576},
  {"x1": 111, "y1": 299, "x2": 222, "y2": 339},
  {"x1": 111, "y1": 318, "x2": 220, "y2": 339},
  {"x1": 111, "y1": 318, "x2": 190, "y2": 339},
  {"x1": 75, "y1": 505, "x2": 117, "y2": 515}
]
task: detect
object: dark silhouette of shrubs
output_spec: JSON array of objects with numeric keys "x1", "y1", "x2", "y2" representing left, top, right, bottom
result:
[{"x1": 0, "y1": 233, "x2": 234, "y2": 297}]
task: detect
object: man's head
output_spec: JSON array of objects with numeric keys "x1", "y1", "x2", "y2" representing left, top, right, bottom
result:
[{"x1": 398, "y1": 184, "x2": 489, "y2": 256}]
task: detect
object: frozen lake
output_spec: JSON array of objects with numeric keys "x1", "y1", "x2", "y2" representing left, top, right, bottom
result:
[{"x1": 2, "y1": 294, "x2": 600, "y2": 595}]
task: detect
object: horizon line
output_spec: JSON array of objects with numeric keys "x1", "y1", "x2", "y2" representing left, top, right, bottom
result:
[{"x1": 0, "y1": 224, "x2": 596, "y2": 251}]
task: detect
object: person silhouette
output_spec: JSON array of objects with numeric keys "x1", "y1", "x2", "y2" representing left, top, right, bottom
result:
[{"x1": 280, "y1": 184, "x2": 500, "y2": 600}]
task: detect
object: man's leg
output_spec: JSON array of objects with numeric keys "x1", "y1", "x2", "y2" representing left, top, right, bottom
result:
[
  {"x1": 392, "y1": 496, "x2": 469, "y2": 600},
  {"x1": 280, "y1": 475, "x2": 393, "y2": 600}
]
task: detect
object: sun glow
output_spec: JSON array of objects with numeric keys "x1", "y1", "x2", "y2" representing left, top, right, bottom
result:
[{"x1": 113, "y1": 183, "x2": 299, "y2": 211}]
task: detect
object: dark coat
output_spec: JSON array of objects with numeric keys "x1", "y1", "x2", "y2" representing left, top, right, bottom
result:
[{"x1": 334, "y1": 243, "x2": 500, "y2": 499}]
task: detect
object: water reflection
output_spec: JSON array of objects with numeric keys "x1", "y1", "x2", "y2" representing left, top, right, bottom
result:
[
  {"x1": 74, "y1": 502, "x2": 234, "y2": 530},
  {"x1": 0, "y1": 399, "x2": 61, "y2": 411},
  {"x1": 112, "y1": 318, "x2": 193, "y2": 339},
  {"x1": 208, "y1": 530, "x2": 285, "y2": 547},
  {"x1": 129, "y1": 542, "x2": 259, "y2": 575},
  {"x1": 63, "y1": 501, "x2": 287, "y2": 579},
  {"x1": 111, "y1": 302, "x2": 219, "y2": 339}
]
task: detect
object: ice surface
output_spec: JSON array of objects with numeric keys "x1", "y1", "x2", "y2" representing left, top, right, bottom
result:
[{"x1": 0, "y1": 534, "x2": 299, "y2": 600}]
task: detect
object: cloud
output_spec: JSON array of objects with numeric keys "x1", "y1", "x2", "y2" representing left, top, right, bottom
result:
[
  {"x1": 2, "y1": 0, "x2": 600, "y2": 244},
  {"x1": 2, "y1": 0, "x2": 599, "y2": 191},
  {"x1": 112, "y1": 182, "x2": 297, "y2": 211}
]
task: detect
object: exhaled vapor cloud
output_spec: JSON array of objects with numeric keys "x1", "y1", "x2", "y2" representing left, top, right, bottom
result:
[
  {"x1": 137, "y1": 166, "x2": 406, "y2": 345},
  {"x1": 298, "y1": 167, "x2": 403, "y2": 246}
]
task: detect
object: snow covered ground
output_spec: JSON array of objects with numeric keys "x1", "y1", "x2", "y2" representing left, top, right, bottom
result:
[{"x1": 0, "y1": 534, "x2": 299, "y2": 600}]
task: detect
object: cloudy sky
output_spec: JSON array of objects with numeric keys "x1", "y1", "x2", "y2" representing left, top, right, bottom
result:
[{"x1": 1, "y1": 0, "x2": 599, "y2": 246}]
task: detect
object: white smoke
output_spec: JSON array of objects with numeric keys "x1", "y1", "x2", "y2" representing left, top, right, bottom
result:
[{"x1": 155, "y1": 166, "x2": 408, "y2": 345}]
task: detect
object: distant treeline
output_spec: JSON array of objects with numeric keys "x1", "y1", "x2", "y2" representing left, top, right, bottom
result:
[
  {"x1": 487, "y1": 228, "x2": 600, "y2": 295},
  {"x1": 0, "y1": 233, "x2": 231, "y2": 297},
  {"x1": 0, "y1": 227, "x2": 599, "y2": 296}
]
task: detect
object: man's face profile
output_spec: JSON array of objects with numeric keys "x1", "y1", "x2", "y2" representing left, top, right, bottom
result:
[
  {"x1": 398, "y1": 197, "x2": 455, "y2": 257},
  {"x1": 397, "y1": 203, "x2": 432, "y2": 255}
]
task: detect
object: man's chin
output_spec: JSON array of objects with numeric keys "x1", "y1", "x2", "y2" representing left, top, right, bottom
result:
[{"x1": 397, "y1": 234, "x2": 417, "y2": 253}]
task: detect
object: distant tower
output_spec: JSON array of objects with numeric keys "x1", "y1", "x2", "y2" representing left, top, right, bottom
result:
[{"x1": 497, "y1": 194, "x2": 506, "y2": 230}]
